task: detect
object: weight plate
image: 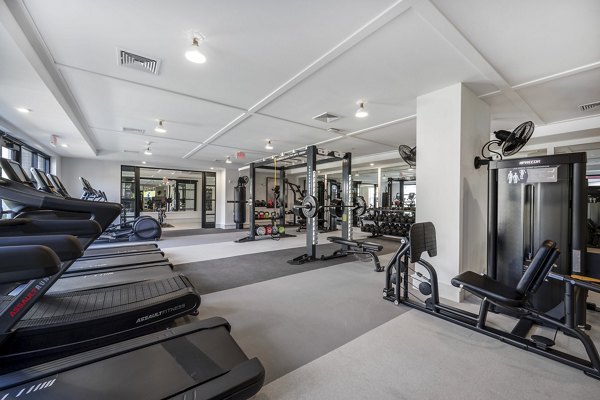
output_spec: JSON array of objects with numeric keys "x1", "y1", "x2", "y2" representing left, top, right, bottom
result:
[
  {"x1": 355, "y1": 196, "x2": 367, "y2": 216},
  {"x1": 302, "y1": 195, "x2": 318, "y2": 219},
  {"x1": 331, "y1": 198, "x2": 344, "y2": 218}
]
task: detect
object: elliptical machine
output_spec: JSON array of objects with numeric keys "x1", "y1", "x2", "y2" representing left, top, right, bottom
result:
[{"x1": 78, "y1": 176, "x2": 162, "y2": 242}]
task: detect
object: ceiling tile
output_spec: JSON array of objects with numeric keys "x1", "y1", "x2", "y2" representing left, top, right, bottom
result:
[
  {"x1": 261, "y1": 8, "x2": 489, "y2": 130},
  {"x1": 432, "y1": 0, "x2": 600, "y2": 85},
  {"x1": 212, "y1": 113, "x2": 334, "y2": 152},
  {"x1": 60, "y1": 68, "x2": 243, "y2": 148},
  {"x1": 516, "y1": 68, "x2": 600, "y2": 123},
  {"x1": 24, "y1": 0, "x2": 396, "y2": 108},
  {"x1": 351, "y1": 118, "x2": 416, "y2": 147}
]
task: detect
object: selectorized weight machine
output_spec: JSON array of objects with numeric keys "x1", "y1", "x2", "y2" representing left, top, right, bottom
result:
[{"x1": 383, "y1": 222, "x2": 600, "y2": 380}]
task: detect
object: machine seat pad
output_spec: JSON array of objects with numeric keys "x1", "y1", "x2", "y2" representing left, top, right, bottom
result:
[
  {"x1": 451, "y1": 271, "x2": 524, "y2": 307},
  {"x1": 327, "y1": 237, "x2": 383, "y2": 252}
]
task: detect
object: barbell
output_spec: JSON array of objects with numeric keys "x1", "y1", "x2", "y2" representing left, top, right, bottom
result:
[{"x1": 294, "y1": 195, "x2": 367, "y2": 219}]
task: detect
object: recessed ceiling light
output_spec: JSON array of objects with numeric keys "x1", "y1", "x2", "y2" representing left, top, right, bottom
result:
[
  {"x1": 16, "y1": 107, "x2": 31, "y2": 113},
  {"x1": 155, "y1": 120, "x2": 167, "y2": 133},
  {"x1": 210, "y1": 167, "x2": 214, "y2": 170},
  {"x1": 185, "y1": 35, "x2": 207, "y2": 64},
  {"x1": 265, "y1": 139, "x2": 273, "y2": 150},
  {"x1": 354, "y1": 173, "x2": 360, "y2": 176},
  {"x1": 144, "y1": 146, "x2": 153, "y2": 156},
  {"x1": 225, "y1": 156, "x2": 232, "y2": 164},
  {"x1": 61, "y1": 143, "x2": 69, "y2": 148},
  {"x1": 142, "y1": 161, "x2": 147, "y2": 164},
  {"x1": 171, "y1": 172, "x2": 175, "y2": 175},
  {"x1": 370, "y1": 163, "x2": 374, "y2": 166},
  {"x1": 355, "y1": 101, "x2": 368, "y2": 118}
]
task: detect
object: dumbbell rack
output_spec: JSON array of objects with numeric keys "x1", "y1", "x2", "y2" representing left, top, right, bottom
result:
[
  {"x1": 253, "y1": 206, "x2": 285, "y2": 224},
  {"x1": 360, "y1": 207, "x2": 416, "y2": 238}
]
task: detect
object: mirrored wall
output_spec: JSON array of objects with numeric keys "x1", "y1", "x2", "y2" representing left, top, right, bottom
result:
[{"x1": 121, "y1": 165, "x2": 216, "y2": 228}]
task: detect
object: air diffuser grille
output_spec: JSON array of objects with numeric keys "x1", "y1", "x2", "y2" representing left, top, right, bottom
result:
[
  {"x1": 579, "y1": 101, "x2": 600, "y2": 112},
  {"x1": 122, "y1": 127, "x2": 146, "y2": 134},
  {"x1": 117, "y1": 48, "x2": 161, "y2": 75},
  {"x1": 313, "y1": 112, "x2": 340, "y2": 123}
]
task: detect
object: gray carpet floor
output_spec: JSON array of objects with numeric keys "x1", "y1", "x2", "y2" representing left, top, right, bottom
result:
[
  {"x1": 196, "y1": 259, "x2": 406, "y2": 384},
  {"x1": 256, "y1": 308, "x2": 600, "y2": 399},
  {"x1": 176, "y1": 244, "x2": 368, "y2": 294},
  {"x1": 174, "y1": 238, "x2": 400, "y2": 295}
]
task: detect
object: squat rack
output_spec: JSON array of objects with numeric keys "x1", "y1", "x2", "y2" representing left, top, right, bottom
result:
[{"x1": 238, "y1": 146, "x2": 352, "y2": 255}]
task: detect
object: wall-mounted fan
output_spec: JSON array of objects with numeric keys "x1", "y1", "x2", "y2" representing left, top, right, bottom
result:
[
  {"x1": 398, "y1": 145, "x2": 416, "y2": 168},
  {"x1": 474, "y1": 121, "x2": 534, "y2": 169}
]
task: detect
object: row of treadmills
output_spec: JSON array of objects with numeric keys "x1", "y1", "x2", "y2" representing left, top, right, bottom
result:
[{"x1": 0, "y1": 158, "x2": 265, "y2": 399}]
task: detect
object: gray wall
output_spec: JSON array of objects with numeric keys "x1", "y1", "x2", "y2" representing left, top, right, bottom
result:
[{"x1": 61, "y1": 157, "x2": 121, "y2": 202}]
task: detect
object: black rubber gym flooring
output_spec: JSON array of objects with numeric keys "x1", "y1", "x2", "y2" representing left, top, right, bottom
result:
[
  {"x1": 174, "y1": 238, "x2": 400, "y2": 295},
  {"x1": 161, "y1": 228, "x2": 244, "y2": 238}
]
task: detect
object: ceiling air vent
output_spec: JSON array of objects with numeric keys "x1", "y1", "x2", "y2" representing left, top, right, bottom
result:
[
  {"x1": 117, "y1": 48, "x2": 161, "y2": 75},
  {"x1": 122, "y1": 127, "x2": 146, "y2": 135},
  {"x1": 579, "y1": 101, "x2": 600, "y2": 112},
  {"x1": 313, "y1": 112, "x2": 340, "y2": 123}
]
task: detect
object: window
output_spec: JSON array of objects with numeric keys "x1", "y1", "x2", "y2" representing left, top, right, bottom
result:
[{"x1": 0, "y1": 132, "x2": 51, "y2": 175}]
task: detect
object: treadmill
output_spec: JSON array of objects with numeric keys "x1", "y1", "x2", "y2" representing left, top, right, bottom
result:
[
  {"x1": 46, "y1": 169, "x2": 159, "y2": 257},
  {"x1": 0, "y1": 174, "x2": 201, "y2": 362},
  {"x1": 2, "y1": 164, "x2": 175, "y2": 290},
  {"x1": 0, "y1": 242, "x2": 264, "y2": 399},
  {"x1": 2, "y1": 159, "x2": 170, "y2": 275}
]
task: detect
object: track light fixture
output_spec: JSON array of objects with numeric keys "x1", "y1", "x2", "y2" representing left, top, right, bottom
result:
[
  {"x1": 155, "y1": 120, "x2": 167, "y2": 133},
  {"x1": 355, "y1": 102, "x2": 368, "y2": 118},
  {"x1": 225, "y1": 156, "x2": 232, "y2": 164},
  {"x1": 185, "y1": 35, "x2": 207, "y2": 64},
  {"x1": 265, "y1": 140, "x2": 273, "y2": 150}
]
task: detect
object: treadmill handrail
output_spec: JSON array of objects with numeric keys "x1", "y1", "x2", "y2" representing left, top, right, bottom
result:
[
  {"x1": 0, "y1": 177, "x2": 121, "y2": 231},
  {"x1": 0, "y1": 244, "x2": 61, "y2": 284}
]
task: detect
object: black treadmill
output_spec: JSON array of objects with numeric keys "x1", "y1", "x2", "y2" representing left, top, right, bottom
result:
[
  {"x1": 36, "y1": 164, "x2": 160, "y2": 258},
  {"x1": 0, "y1": 242, "x2": 264, "y2": 399},
  {"x1": 2, "y1": 160, "x2": 170, "y2": 274},
  {"x1": 0, "y1": 176, "x2": 201, "y2": 363}
]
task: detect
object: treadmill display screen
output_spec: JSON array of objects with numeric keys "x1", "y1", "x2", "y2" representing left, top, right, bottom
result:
[
  {"x1": 7, "y1": 160, "x2": 28, "y2": 183},
  {"x1": 36, "y1": 170, "x2": 53, "y2": 188}
]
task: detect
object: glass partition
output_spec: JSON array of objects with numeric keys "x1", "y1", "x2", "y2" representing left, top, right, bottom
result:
[{"x1": 121, "y1": 166, "x2": 213, "y2": 227}]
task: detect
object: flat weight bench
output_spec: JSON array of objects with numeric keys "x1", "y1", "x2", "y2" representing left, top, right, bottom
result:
[{"x1": 322, "y1": 236, "x2": 384, "y2": 272}]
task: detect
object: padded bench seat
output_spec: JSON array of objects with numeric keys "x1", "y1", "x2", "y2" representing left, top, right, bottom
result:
[
  {"x1": 326, "y1": 237, "x2": 383, "y2": 251},
  {"x1": 324, "y1": 237, "x2": 384, "y2": 271},
  {"x1": 451, "y1": 271, "x2": 524, "y2": 307}
]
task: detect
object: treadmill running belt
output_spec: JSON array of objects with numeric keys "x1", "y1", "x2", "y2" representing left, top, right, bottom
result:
[
  {"x1": 67, "y1": 252, "x2": 166, "y2": 272},
  {"x1": 0, "y1": 319, "x2": 265, "y2": 400},
  {"x1": 0, "y1": 275, "x2": 200, "y2": 360}
]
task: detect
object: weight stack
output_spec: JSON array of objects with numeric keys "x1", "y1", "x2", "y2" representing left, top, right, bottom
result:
[{"x1": 233, "y1": 186, "x2": 246, "y2": 229}]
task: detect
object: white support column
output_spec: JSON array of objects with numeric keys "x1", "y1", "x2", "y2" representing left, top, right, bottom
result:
[{"x1": 416, "y1": 83, "x2": 490, "y2": 302}]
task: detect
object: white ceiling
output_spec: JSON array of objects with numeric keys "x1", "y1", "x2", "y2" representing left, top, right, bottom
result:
[{"x1": 0, "y1": 0, "x2": 599, "y2": 170}]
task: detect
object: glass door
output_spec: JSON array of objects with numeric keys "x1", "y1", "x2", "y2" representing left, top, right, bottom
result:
[{"x1": 203, "y1": 172, "x2": 216, "y2": 228}]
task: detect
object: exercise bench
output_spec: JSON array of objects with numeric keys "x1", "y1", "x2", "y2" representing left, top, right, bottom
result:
[{"x1": 322, "y1": 236, "x2": 384, "y2": 272}]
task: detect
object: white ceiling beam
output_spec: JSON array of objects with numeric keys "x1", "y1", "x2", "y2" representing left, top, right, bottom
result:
[
  {"x1": 511, "y1": 60, "x2": 600, "y2": 91},
  {"x1": 412, "y1": 0, "x2": 544, "y2": 125},
  {"x1": 55, "y1": 63, "x2": 247, "y2": 113},
  {"x1": 479, "y1": 60, "x2": 600, "y2": 98},
  {"x1": 522, "y1": 136, "x2": 600, "y2": 152},
  {"x1": 534, "y1": 114, "x2": 600, "y2": 137},
  {"x1": 183, "y1": 0, "x2": 417, "y2": 159},
  {"x1": 1, "y1": 0, "x2": 99, "y2": 155}
]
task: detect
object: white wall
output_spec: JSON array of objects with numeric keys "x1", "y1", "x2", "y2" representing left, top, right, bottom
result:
[
  {"x1": 61, "y1": 157, "x2": 121, "y2": 202},
  {"x1": 416, "y1": 83, "x2": 489, "y2": 302}
]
